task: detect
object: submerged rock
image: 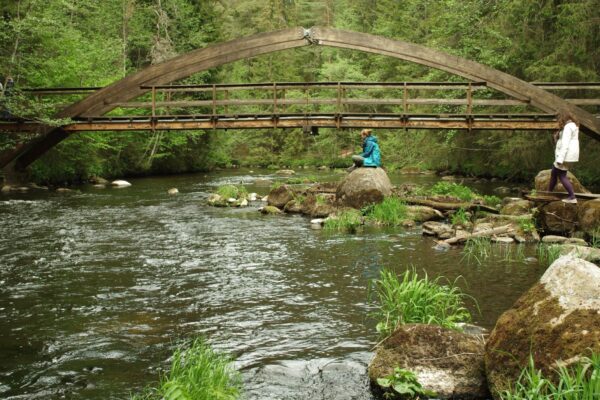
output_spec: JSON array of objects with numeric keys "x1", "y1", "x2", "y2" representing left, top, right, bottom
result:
[
  {"x1": 369, "y1": 324, "x2": 489, "y2": 399},
  {"x1": 275, "y1": 169, "x2": 295, "y2": 176},
  {"x1": 260, "y1": 205, "x2": 283, "y2": 215},
  {"x1": 111, "y1": 180, "x2": 132, "y2": 188},
  {"x1": 167, "y1": 188, "x2": 179, "y2": 195},
  {"x1": 207, "y1": 193, "x2": 228, "y2": 207},
  {"x1": 485, "y1": 256, "x2": 600, "y2": 398},
  {"x1": 336, "y1": 168, "x2": 392, "y2": 209}
]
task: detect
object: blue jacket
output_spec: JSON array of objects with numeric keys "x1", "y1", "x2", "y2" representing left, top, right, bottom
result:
[{"x1": 361, "y1": 135, "x2": 381, "y2": 167}]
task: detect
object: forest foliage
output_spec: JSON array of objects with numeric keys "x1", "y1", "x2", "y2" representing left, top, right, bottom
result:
[{"x1": 0, "y1": 0, "x2": 599, "y2": 185}]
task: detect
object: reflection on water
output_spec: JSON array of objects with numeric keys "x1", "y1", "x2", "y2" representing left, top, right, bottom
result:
[{"x1": 0, "y1": 170, "x2": 546, "y2": 399}]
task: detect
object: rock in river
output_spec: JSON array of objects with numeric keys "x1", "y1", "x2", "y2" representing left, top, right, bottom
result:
[
  {"x1": 485, "y1": 255, "x2": 600, "y2": 398},
  {"x1": 111, "y1": 179, "x2": 132, "y2": 188},
  {"x1": 267, "y1": 185, "x2": 295, "y2": 209},
  {"x1": 336, "y1": 167, "x2": 392, "y2": 209},
  {"x1": 369, "y1": 324, "x2": 489, "y2": 399}
]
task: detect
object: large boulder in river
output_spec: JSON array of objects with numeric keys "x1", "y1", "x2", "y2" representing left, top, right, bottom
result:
[
  {"x1": 485, "y1": 256, "x2": 600, "y2": 398},
  {"x1": 336, "y1": 168, "x2": 392, "y2": 209},
  {"x1": 267, "y1": 185, "x2": 295, "y2": 208},
  {"x1": 534, "y1": 169, "x2": 590, "y2": 194},
  {"x1": 578, "y1": 198, "x2": 600, "y2": 236},
  {"x1": 369, "y1": 324, "x2": 489, "y2": 399},
  {"x1": 537, "y1": 201, "x2": 578, "y2": 234}
]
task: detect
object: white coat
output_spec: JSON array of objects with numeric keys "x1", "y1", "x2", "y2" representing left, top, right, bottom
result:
[{"x1": 555, "y1": 121, "x2": 579, "y2": 164}]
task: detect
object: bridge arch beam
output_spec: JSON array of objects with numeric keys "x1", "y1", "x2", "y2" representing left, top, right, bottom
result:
[{"x1": 5, "y1": 26, "x2": 600, "y2": 171}]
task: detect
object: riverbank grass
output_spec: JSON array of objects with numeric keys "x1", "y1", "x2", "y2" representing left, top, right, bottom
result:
[
  {"x1": 429, "y1": 181, "x2": 476, "y2": 201},
  {"x1": 370, "y1": 268, "x2": 472, "y2": 337},
  {"x1": 324, "y1": 209, "x2": 363, "y2": 233},
  {"x1": 364, "y1": 197, "x2": 408, "y2": 226},
  {"x1": 501, "y1": 352, "x2": 600, "y2": 400},
  {"x1": 132, "y1": 338, "x2": 242, "y2": 400}
]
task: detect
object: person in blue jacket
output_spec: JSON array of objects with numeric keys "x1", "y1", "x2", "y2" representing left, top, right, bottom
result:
[{"x1": 347, "y1": 129, "x2": 381, "y2": 172}]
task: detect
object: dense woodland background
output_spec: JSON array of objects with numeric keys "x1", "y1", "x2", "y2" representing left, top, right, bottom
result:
[{"x1": 0, "y1": 0, "x2": 599, "y2": 185}]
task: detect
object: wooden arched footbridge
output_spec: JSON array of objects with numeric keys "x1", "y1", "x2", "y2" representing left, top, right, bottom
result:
[{"x1": 1, "y1": 27, "x2": 599, "y2": 174}]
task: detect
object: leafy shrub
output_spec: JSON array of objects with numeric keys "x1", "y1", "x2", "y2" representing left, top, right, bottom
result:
[
  {"x1": 377, "y1": 367, "x2": 437, "y2": 399},
  {"x1": 315, "y1": 194, "x2": 328, "y2": 205},
  {"x1": 131, "y1": 338, "x2": 242, "y2": 400},
  {"x1": 216, "y1": 185, "x2": 247, "y2": 200},
  {"x1": 365, "y1": 197, "x2": 408, "y2": 226},
  {"x1": 501, "y1": 353, "x2": 600, "y2": 400},
  {"x1": 429, "y1": 182, "x2": 476, "y2": 201},
  {"x1": 483, "y1": 195, "x2": 502, "y2": 207},
  {"x1": 370, "y1": 268, "x2": 472, "y2": 337},
  {"x1": 451, "y1": 208, "x2": 469, "y2": 226},
  {"x1": 517, "y1": 216, "x2": 536, "y2": 233},
  {"x1": 323, "y1": 210, "x2": 363, "y2": 233}
]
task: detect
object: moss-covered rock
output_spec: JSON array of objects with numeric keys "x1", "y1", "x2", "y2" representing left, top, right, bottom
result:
[
  {"x1": 485, "y1": 256, "x2": 600, "y2": 399},
  {"x1": 260, "y1": 205, "x2": 283, "y2": 215},
  {"x1": 578, "y1": 198, "x2": 600, "y2": 236},
  {"x1": 369, "y1": 324, "x2": 489, "y2": 399},
  {"x1": 406, "y1": 205, "x2": 444, "y2": 222},
  {"x1": 538, "y1": 201, "x2": 578, "y2": 234}
]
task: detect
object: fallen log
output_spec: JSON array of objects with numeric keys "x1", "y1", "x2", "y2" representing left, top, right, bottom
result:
[
  {"x1": 477, "y1": 213, "x2": 533, "y2": 222},
  {"x1": 399, "y1": 197, "x2": 499, "y2": 214},
  {"x1": 440, "y1": 224, "x2": 514, "y2": 245}
]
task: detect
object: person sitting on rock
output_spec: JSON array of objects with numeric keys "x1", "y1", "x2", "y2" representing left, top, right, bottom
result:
[{"x1": 347, "y1": 129, "x2": 381, "y2": 172}]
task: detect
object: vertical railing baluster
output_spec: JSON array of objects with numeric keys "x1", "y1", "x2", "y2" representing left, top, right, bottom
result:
[
  {"x1": 212, "y1": 84, "x2": 216, "y2": 116},
  {"x1": 151, "y1": 86, "x2": 156, "y2": 119}
]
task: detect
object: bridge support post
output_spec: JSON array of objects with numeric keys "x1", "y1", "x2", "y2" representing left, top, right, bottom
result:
[{"x1": 2, "y1": 161, "x2": 30, "y2": 187}]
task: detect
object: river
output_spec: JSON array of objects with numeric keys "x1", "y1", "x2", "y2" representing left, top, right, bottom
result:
[{"x1": 0, "y1": 169, "x2": 547, "y2": 399}]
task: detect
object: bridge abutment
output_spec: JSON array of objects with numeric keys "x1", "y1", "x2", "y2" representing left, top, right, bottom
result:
[{"x1": 2, "y1": 162, "x2": 30, "y2": 187}]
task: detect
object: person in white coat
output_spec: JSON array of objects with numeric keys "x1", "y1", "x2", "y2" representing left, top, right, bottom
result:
[{"x1": 547, "y1": 111, "x2": 580, "y2": 203}]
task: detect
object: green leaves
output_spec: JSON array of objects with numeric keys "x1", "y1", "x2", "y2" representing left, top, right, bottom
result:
[{"x1": 377, "y1": 367, "x2": 437, "y2": 399}]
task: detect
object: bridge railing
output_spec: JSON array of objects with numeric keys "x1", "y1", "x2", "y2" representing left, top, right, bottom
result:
[{"x1": 16, "y1": 81, "x2": 600, "y2": 119}]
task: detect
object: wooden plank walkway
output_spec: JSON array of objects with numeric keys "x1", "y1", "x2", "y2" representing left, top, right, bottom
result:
[{"x1": 524, "y1": 190, "x2": 600, "y2": 202}]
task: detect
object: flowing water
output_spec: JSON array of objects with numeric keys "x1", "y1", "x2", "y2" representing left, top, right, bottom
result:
[{"x1": 0, "y1": 170, "x2": 548, "y2": 399}]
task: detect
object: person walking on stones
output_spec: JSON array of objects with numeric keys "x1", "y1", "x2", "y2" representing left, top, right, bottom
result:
[
  {"x1": 548, "y1": 110, "x2": 580, "y2": 204},
  {"x1": 347, "y1": 129, "x2": 381, "y2": 172}
]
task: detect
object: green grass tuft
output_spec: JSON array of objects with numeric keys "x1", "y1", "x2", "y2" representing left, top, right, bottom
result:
[
  {"x1": 364, "y1": 197, "x2": 408, "y2": 226},
  {"x1": 451, "y1": 208, "x2": 469, "y2": 226},
  {"x1": 323, "y1": 210, "x2": 363, "y2": 233},
  {"x1": 429, "y1": 181, "x2": 476, "y2": 201},
  {"x1": 501, "y1": 352, "x2": 600, "y2": 400},
  {"x1": 131, "y1": 338, "x2": 242, "y2": 400},
  {"x1": 483, "y1": 195, "x2": 502, "y2": 207},
  {"x1": 370, "y1": 267, "x2": 472, "y2": 337},
  {"x1": 536, "y1": 243, "x2": 562, "y2": 267}
]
